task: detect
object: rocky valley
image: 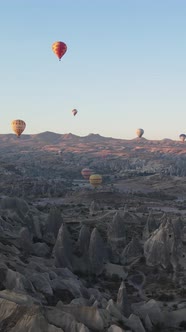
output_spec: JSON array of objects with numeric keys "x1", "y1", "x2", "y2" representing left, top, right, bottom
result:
[{"x1": 0, "y1": 132, "x2": 185, "y2": 331}]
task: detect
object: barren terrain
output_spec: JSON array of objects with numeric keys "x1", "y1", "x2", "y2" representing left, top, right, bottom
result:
[{"x1": 0, "y1": 132, "x2": 185, "y2": 331}]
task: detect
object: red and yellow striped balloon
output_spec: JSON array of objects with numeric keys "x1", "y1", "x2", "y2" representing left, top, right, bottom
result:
[
  {"x1": 89, "y1": 174, "x2": 102, "y2": 187},
  {"x1": 52, "y1": 41, "x2": 67, "y2": 61}
]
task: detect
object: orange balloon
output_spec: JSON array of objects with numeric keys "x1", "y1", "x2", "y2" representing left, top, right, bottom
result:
[
  {"x1": 52, "y1": 41, "x2": 67, "y2": 60},
  {"x1": 11, "y1": 119, "x2": 26, "y2": 137}
]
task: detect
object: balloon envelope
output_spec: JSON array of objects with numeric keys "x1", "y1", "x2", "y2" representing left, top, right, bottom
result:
[
  {"x1": 136, "y1": 128, "x2": 144, "y2": 138},
  {"x1": 52, "y1": 41, "x2": 67, "y2": 60},
  {"x1": 81, "y1": 168, "x2": 92, "y2": 180},
  {"x1": 11, "y1": 120, "x2": 26, "y2": 137},
  {"x1": 89, "y1": 174, "x2": 102, "y2": 187},
  {"x1": 72, "y1": 109, "x2": 78, "y2": 116},
  {"x1": 179, "y1": 134, "x2": 186, "y2": 142}
]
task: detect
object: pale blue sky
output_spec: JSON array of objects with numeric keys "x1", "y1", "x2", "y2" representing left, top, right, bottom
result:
[{"x1": 0, "y1": 0, "x2": 186, "y2": 140}]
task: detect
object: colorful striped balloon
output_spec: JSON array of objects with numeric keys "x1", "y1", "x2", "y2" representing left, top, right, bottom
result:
[{"x1": 52, "y1": 41, "x2": 67, "y2": 61}]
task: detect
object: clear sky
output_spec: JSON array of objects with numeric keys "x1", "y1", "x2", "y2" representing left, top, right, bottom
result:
[{"x1": 0, "y1": 0, "x2": 186, "y2": 140}]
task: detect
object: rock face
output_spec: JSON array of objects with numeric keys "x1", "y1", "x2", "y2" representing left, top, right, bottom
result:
[
  {"x1": 0, "y1": 194, "x2": 185, "y2": 331},
  {"x1": 108, "y1": 212, "x2": 126, "y2": 244},
  {"x1": 142, "y1": 211, "x2": 159, "y2": 240},
  {"x1": 19, "y1": 227, "x2": 33, "y2": 254},
  {"x1": 107, "y1": 212, "x2": 126, "y2": 262},
  {"x1": 55, "y1": 303, "x2": 111, "y2": 331},
  {"x1": 107, "y1": 325, "x2": 125, "y2": 332},
  {"x1": 89, "y1": 200, "x2": 100, "y2": 215},
  {"x1": 0, "y1": 196, "x2": 29, "y2": 216},
  {"x1": 132, "y1": 299, "x2": 164, "y2": 325},
  {"x1": 120, "y1": 236, "x2": 143, "y2": 265},
  {"x1": 88, "y1": 228, "x2": 106, "y2": 275},
  {"x1": 46, "y1": 207, "x2": 63, "y2": 238},
  {"x1": 45, "y1": 306, "x2": 90, "y2": 332},
  {"x1": 78, "y1": 225, "x2": 91, "y2": 255},
  {"x1": 144, "y1": 218, "x2": 183, "y2": 270},
  {"x1": 53, "y1": 223, "x2": 73, "y2": 270},
  {"x1": 32, "y1": 242, "x2": 50, "y2": 257},
  {"x1": 127, "y1": 313, "x2": 146, "y2": 332},
  {"x1": 29, "y1": 273, "x2": 53, "y2": 297},
  {"x1": 5, "y1": 268, "x2": 35, "y2": 294},
  {"x1": 127, "y1": 271, "x2": 146, "y2": 292},
  {"x1": 0, "y1": 298, "x2": 66, "y2": 332},
  {"x1": 116, "y1": 281, "x2": 131, "y2": 318}
]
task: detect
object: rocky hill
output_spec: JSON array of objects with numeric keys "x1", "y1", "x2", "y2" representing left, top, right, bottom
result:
[{"x1": 0, "y1": 132, "x2": 185, "y2": 331}]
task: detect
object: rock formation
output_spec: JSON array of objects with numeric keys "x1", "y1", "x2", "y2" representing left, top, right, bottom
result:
[{"x1": 144, "y1": 218, "x2": 184, "y2": 271}]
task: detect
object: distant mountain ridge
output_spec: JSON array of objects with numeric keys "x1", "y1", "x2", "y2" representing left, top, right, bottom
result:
[
  {"x1": 0, "y1": 132, "x2": 184, "y2": 156},
  {"x1": 0, "y1": 131, "x2": 117, "y2": 144},
  {"x1": 0, "y1": 131, "x2": 179, "y2": 142}
]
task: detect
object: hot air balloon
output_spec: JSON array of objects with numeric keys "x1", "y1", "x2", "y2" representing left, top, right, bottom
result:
[
  {"x1": 52, "y1": 41, "x2": 67, "y2": 61},
  {"x1": 136, "y1": 128, "x2": 144, "y2": 138},
  {"x1": 11, "y1": 120, "x2": 26, "y2": 137},
  {"x1": 81, "y1": 168, "x2": 92, "y2": 180},
  {"x1": 89, "y1": 174, "x2": 102, "y2": 187},
  {"x1": 179, "y1": 134, "x2": 186, "y2": 142},
  {"x1": 72, "y1": 109, "x2": 78, "y2": 116}
]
